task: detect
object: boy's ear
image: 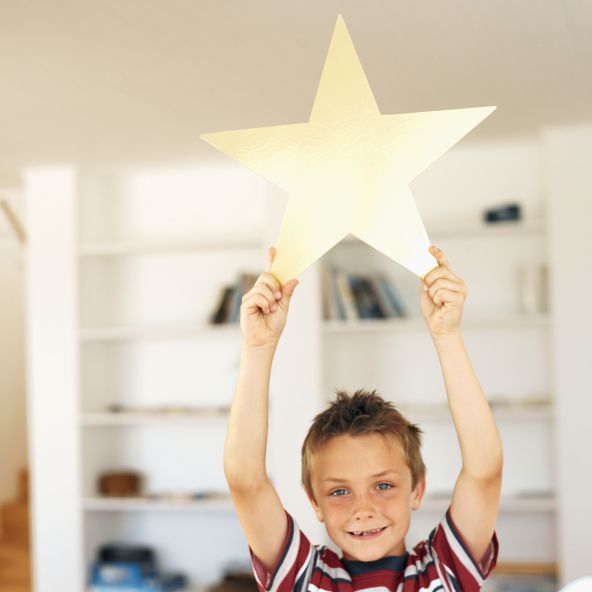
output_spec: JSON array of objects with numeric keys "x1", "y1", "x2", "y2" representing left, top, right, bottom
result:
[
  {"x1": 411, "y1": 476, "x2": 426, "y2": 511},
  {"x1": 305, "y1": 488, "x2": 324, "y2": 523}
]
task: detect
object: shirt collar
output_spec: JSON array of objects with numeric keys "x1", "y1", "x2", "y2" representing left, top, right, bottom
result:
[{"x1": 342, "y1": 552, "x2": 409, "y2": 575}]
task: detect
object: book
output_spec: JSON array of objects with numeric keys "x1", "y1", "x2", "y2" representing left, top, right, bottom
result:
[
  {"x1": 330, "y1": 267, "x2": 346, "y2": 320},
  {"x1": 228, "y1": 272, "x2": 257, "y2": 323},
  {"x1": 210, "y1": 286, "x2": 234, "y2": 324},
  {"x1": 375, "y1": 274, "x2": 406, "y2": 317},
  {"x1": 350, "y1": 276, "x2": 387, "y2": 319},
  {"x1": 226, "y1": 285, "x2": 242, "y2": 324},
  {"x1": 321, "y1": 265, "x2": 334, "y2": 320},
  {"x1": 336, "y1": 270, "x2": 358, "y2": 320}
]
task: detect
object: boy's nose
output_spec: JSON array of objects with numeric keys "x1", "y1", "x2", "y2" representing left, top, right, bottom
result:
[{"x1": 352, "y1": 496, "x2": 377, "y2": 520}]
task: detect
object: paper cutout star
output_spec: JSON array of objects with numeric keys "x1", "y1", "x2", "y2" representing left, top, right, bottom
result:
[{"x1": 201, "y1": 15, "x2": 495, "y2": 283}]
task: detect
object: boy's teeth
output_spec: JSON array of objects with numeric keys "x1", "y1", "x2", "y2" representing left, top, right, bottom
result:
[{"x1": 352, "y1": 527, "x2": 382, "y2": 536}]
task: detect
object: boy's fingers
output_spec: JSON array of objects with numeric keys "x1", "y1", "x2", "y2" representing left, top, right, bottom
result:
[
  {"x1": 243, "y1": 292, "x2": 273, "y2": 314},
  {"x1": 428, "y1": 278, "x2": 467, "y2": 300},
  {"x1": 429, "y1": 245, "x2": 449, "y2": 268},
  {"x1": 424, "y1": 266, "x2": 462, "y2": 288},
  {"x1": 255, "y1": 272, "x2": 282, "y2": 299},
  {"x1": 250, "y1": 282, "x2": 276, "y2": 304},
  {"x1": 433, "y1": 288, "x2": 464, "y2": 307},
  {"x1": 283, "y1": 278, "x2": 299, "y2": 299}
]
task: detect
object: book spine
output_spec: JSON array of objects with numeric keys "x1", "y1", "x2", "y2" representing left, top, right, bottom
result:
[
  {"x1": 336, "y1": 270, "x2": 359, "y2": 320},
  {"x1": 368, "y1": 276, "x2": 396, "y2": 318},
  {"x1": 228, "y1": 284, "x2": 242, "y2": 324},
  {"x1": 330, "y1": 268, "x2": 346, "y2": 320},
  {"x1": 360, "y1": 279, "x2": 387, "y2": 319},
  {"x1": 211, "y1": 286, "x2": 234, "y2": 324},
  {"x1": 377, "y1": 275, "x2": 406, "y2": 317},
  {"x1": 321, "y1": 265, "x2": 333, "y2": 320}
]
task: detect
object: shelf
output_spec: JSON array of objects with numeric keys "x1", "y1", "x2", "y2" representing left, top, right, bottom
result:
[
  {"x1": 419, "y1": 495, "x2": 555, "y2": 514},
  {"x1": 79, "y1": 237, "x2": 264, "y2": 257},
  {"x1": 322, "y1": 313, "x2": 549, "y2": 334},
  {"x1": 83, "y1": 496, "x2": 234, "y2": 512},
  {"x1": 80, "y1": 322, "x2": 241, "y2": 342},
  {"x1": 398, "y1": 401, "x2": 552, "y2": 422},
  {"x1": 81, "y1": 411, "x2": 229, "y2": 427},
  {"x1": 341, "y1": 220, "x2": 546, "y2": 244}
]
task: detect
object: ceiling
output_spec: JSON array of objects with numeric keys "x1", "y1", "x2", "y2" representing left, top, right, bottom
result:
[{"x1": 1, "y1": 0, "x2": 591, "y2": 172}]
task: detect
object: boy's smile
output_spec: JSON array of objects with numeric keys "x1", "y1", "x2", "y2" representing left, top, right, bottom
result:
[{"x1": 307, "y1": 432, "x2": 425, "y2": 562}]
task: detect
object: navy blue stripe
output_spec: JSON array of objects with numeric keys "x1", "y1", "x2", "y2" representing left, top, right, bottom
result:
[
  {"x1": 342, "y1": 552, "x2": 408, "y2": 575},
  {"x1": 448, "y1": 570, "x2": 461, "y2": 592},
  {"x1": 295, "y1": 546, "x2": 318, "y2": 592},
  {"x1": 268, "y1": 511, "x2": 294, "y2": 589},
  {"x1": 444, "y1": 508, "x2": 484, "y2": 576}
]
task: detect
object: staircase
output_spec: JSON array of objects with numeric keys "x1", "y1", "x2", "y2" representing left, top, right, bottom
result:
[{"x1": 0, "y1": 469, "x2": 31, "y2": 592}]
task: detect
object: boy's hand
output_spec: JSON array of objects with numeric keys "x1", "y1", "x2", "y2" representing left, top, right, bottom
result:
[
  {"x1": 420, "y1": 245, "x2": 467, "y2": 337},
  {"x1": 240, "y1": 246, "x2": 299, "y2": 349}
]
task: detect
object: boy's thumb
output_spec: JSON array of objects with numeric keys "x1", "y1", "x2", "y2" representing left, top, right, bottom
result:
[{"x1": 282, "y1": 279, "x2": 299, "y2": 301}]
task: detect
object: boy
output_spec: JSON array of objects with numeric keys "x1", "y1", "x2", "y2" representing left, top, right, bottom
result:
[{"x1": 224, "y1": 244, "x2": 502, "y2": 592}]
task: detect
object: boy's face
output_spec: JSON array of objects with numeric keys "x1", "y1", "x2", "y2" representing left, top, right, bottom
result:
[{"x1": 306, "y1": 432, "x2": 425, "y2": 561}]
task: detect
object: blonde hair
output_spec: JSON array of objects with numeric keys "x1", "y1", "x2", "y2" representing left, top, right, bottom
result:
[{"x1": 301, "y1": 389, "x2": 425, "y2": 501}]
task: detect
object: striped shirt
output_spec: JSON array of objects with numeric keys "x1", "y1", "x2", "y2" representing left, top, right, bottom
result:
[{"x1": 249, "y1": 506, "x2": 498, "y2": 592}]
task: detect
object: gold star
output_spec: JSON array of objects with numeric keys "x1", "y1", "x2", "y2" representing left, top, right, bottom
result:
[{"x1": 201, "y1": 15, "x2": 495, "y2": 283}]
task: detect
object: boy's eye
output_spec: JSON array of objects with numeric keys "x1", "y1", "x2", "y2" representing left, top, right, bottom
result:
[
  {"x1": 330, "y1": 489, "x2": 348, "y2": 497},
  {"x1": 377, "y1": 482, "x2": 392, "y2": 491}
]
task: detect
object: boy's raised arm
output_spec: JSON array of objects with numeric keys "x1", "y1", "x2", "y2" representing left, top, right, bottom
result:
[
  {"x1": 421, "y1": 246, "x2": 503, "y2": 566},
  {"x1": 224, "y1": 247, "x2": 299, "y2": 573}
]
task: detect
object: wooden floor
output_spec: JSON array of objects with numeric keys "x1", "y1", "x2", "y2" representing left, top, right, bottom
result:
[{"x1": 0, "y1": 470, "x2": 30, "y2": 592}]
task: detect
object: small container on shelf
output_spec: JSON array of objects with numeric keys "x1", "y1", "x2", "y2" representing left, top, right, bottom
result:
[{"x1": 98, "y1": 470, "x2": 144, "y2": 498}]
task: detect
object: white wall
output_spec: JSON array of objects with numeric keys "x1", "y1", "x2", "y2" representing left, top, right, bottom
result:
[
  {"x1": 543, "y1": 124, "x2": 592, "y2": 585},
  {"x1": 0, "y1": 190, "x2": 27, "y2": 513}
]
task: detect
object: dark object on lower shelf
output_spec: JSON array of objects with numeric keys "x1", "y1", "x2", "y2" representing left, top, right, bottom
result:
[
  {"x1": 90, "y1": 543, "x2": 188, "y2": 591},
  {"x1": 208, "y1": 570, "x2": 258, "y2": 592},
  {"x1": 99, "y1": 544, "x2": 155, "y2": 570},
  {"x1": 483, "y1": 203, "x2": 521, "y2": 223}
]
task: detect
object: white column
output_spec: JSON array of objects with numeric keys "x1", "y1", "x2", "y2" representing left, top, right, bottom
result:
[
  {"x1": 25, "y1": 167, "x2": 82, "y2": 592},
  {"x1": 543, "y1": 125, "x2": 592, "y2": 584}
]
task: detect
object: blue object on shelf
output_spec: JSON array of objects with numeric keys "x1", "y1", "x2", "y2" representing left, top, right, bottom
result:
[{"x1": 90, "y1": 553, "x2": 188, "y2": 591}]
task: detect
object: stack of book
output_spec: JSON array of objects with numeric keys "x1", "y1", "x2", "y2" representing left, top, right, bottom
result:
[
  {"x1": 210, "y1": 272, "x2": 258, "y2": 324},
  {"x1": 322, "y1": 267, "x2": 406, "y2": 321}
]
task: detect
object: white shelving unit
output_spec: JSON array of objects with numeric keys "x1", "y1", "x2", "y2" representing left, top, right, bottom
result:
[{"x1": 319, "y1": 220, "x2": 556, "y2": 564}]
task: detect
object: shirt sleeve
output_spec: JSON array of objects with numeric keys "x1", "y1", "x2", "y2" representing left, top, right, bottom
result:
[
  {"x1": 428, "y1": 505, "x2": 499, "y2": 591},
  {"x1": 249, "y1": 508, "x2": 317, "y2": 592}
]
